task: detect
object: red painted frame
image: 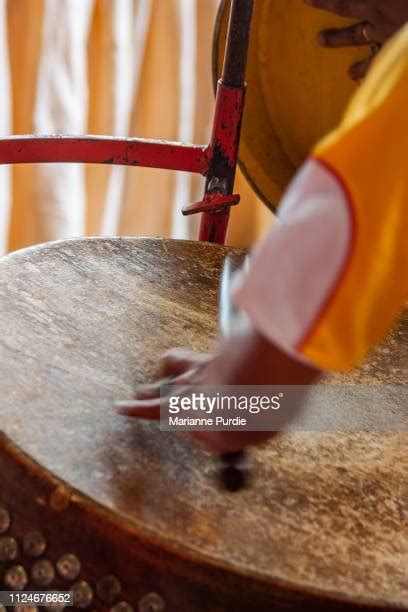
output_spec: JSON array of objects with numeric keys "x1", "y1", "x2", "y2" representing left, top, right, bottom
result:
[{"x1": 0, "y1": 0, "x2": 254, "y2": 245}]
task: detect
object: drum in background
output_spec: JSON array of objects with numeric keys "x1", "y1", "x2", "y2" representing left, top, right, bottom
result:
[
  {"x1": 0, "y1": 237, "x2": 406, "y2": 611},
  {"x1": 214, "y1": 0, "x2": 365, "y2": 210}
]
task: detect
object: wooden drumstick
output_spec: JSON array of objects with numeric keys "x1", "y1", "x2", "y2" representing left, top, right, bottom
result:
[{"x1": 218, "y1": 450, "x2": 250, "y2": 492}]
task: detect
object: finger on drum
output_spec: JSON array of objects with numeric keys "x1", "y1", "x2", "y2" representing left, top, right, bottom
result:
[
  {"x1": 115, "y1": 381, "x2": 195, "y2": 419},
  {"x1": 133, "y1": 383, "x2": 162, "y2": 400},
  {"x1": 318, "y1": 22, "x2": 375, "y2": 47},
  {"x1": 125, "y1": 375, "x2": 173, "y2": 402},
  {"x1": 114, "y1": 398, "x2": 161, "y2": 419},
  {"x1": 349, "y1": 55, "x2": 373, "y2": 79}
]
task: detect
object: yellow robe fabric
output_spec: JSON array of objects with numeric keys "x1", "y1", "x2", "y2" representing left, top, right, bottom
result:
[
  {"x1": 2, "y1": 0, "x2": 270, "y2": 254},
  {"x1": 303, "y1": 26, "x2": 408, "y2": 370}
]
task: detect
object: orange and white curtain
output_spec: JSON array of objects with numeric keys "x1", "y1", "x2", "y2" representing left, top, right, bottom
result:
[{"x1": 0, "y1": 0, "x2": 271, "y2": 255}]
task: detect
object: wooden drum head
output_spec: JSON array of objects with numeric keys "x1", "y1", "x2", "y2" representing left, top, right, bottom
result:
[
  {"x1": 214, "y1": 0, "x2": 365, "y2": 210},
  {"x1": 0, "y1": 238, "x2": 406, "y2": 611}
]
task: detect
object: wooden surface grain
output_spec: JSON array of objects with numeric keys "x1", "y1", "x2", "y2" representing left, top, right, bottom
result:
[{"x1": 0, "y1": 237, "x2": 406, "y2": 609}]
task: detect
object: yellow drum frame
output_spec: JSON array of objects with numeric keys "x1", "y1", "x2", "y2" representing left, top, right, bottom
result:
[{"x1": 214, "y1": 0, "x2": 366, "y2": 210}]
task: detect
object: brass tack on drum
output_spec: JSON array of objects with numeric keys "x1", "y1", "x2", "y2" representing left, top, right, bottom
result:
[
  {"x1": 56, "y1": 553, "x2": 81, "y2": 580},
  {"x1": 4, "y1": 565, "x2": 28, "y2": 590},
  {"x1": 110, "y1": 603, "x2": 134, "y2": 612},
  {"x1": 72, "y1": 581, "x2": 94, "y2": 609},
  {"x1": 138, "y1": 593, "x2": 165, "y2": 612},
  {"x1": 23, "y1": 531, "x2": 47, "y2": 557},
  {"x1": 0, "y1": 535, "x2": 18, "y2": 561},
  {"x1": 96, "y1": 575, "x2": 121, "y2": 603},
  {"x1": 31, "y1": 559, "x2": 55, "y2": 586},
  {"x1": 49, "y1": 486, "x2": 71, "y2": 512},
  {"x1": 0, "y1": 508, "x2": 11, "y2": 534}
]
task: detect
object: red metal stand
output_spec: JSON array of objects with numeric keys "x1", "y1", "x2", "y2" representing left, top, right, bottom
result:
[{"x1": 0, "y1": 0, "x2": 254, "y2": 245}]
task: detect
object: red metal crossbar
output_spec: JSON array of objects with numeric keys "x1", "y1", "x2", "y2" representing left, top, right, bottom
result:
[
  {"x1": 0, "y1": 136, "x2": 210, "y2": 174},
  {"x1": 0, "y1": 0, "x2": 254, "y2": 245}
]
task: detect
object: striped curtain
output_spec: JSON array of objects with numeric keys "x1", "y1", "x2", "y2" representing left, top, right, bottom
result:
[{"x1": 1, "y1": 0, "x2": 272, "y2": 255}]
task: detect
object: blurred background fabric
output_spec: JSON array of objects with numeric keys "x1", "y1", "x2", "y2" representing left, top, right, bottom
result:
[{"x1": 1, "y1": 0, "x2": 273, "y2": 255}]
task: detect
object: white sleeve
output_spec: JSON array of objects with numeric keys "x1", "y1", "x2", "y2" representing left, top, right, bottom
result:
[{"x1": 232, "y1": 158, "x2": 354, "y2": 363}]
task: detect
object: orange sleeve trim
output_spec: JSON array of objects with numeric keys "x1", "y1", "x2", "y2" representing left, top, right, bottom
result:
[{"x1": 296, "y1": 155, "x2": 358, "y2": 353}]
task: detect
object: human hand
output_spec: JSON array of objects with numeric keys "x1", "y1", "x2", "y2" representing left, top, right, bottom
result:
[
  {"x1": 305, "y1": 0, "x2": 408, "y2": 78},
  {"x1": 115, "y1": 323, "x2": 320, "y2": 453}
]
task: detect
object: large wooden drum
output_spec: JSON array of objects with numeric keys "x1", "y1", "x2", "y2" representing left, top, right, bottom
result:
[{"x1": 0, "y1": 237, "x2": 406, "y2": 611}]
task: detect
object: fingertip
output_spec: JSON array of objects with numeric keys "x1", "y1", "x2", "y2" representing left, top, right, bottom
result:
[
  {"x1": 114, "y1": 399, "x2": 132, "y2": 408},
  {"x1": 115, "y1": 407, "x2": 133, "y2": 417},
  {"x1": 114, "y1": 400, "x2": 137, "y2": 414},
  {"x1": 116, "y1": 407, "x2": 132, "y2": 416},
  {"x1": 114, "y1": 399, "x2": 163, "y2": 421},
  {"x1": 348, "y1": 64, "x2": 363, "y2": 81},
  {"x1": 114, "y1": 399, "x2": 147, "y2": 414},
  {"x1": 134, "y1": 383, "x2": 161, "y2": 400},
  {"x1": 349, "y1": 62, "x2": 361, "y2": 81},
  {"x1": 349, "y1": 56, "x2": 372, "y2": 81}
]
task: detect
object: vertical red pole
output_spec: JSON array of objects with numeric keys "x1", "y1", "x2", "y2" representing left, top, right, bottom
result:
[{"x1": 199, "y1": 0, "x2": 254, "y2": 244}]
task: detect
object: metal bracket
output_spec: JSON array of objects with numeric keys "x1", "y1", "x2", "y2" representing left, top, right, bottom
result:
[{"x1": 182, "y1": 192, "x2": 240, "y2": 216}]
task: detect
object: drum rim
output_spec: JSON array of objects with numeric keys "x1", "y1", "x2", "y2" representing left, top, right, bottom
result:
[{"x1": 2, "y1": 427, "x2": 406, "y2": 610}]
